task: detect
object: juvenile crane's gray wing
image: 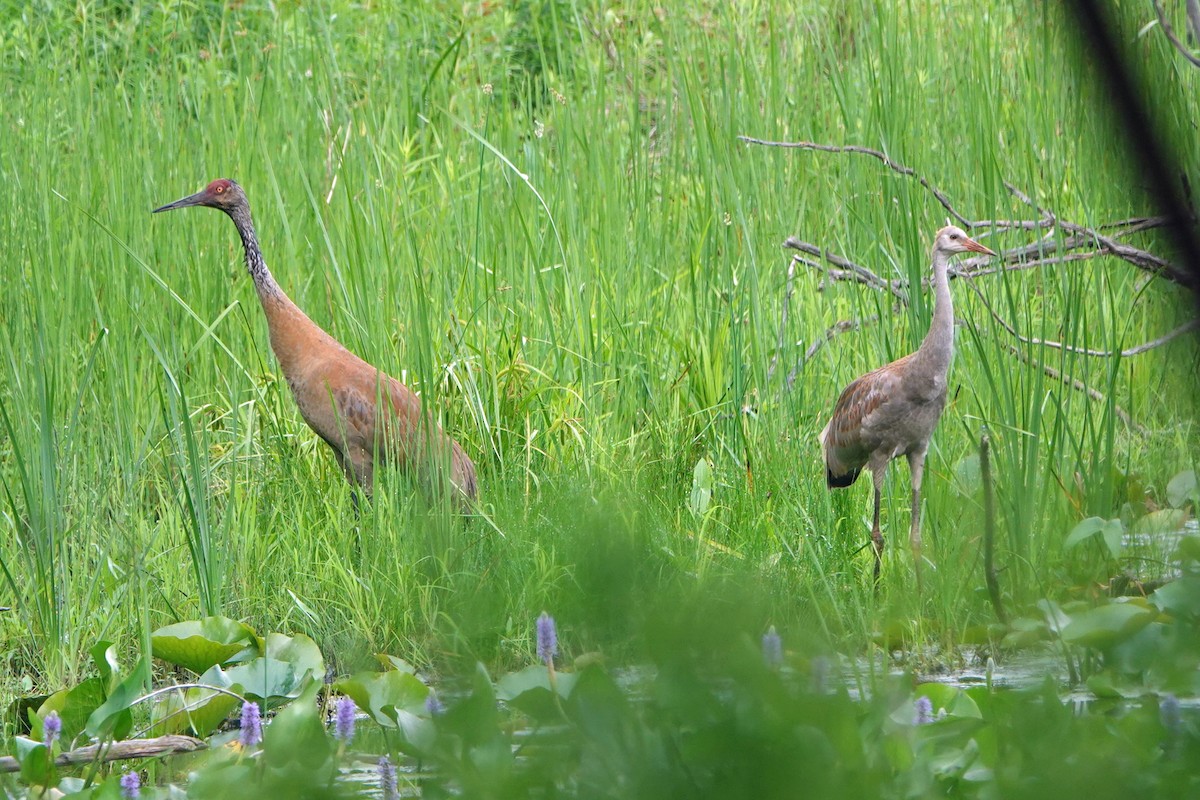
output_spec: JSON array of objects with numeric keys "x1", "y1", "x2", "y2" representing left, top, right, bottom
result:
[{"x1": 819, "y1": 355, "x2": 912, "y2": 486}]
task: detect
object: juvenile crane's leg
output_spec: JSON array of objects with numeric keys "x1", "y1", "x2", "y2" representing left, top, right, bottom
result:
[
  {"x1": 907, "y1": 449, "x2": 928, "y2": 592},
  {"x1": 869, "y1": 462, "x2": 887, "y2": 583}
]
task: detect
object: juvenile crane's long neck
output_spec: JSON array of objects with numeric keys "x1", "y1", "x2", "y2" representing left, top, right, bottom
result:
[
  {"x1": 228, "y1": 204, "x2": 285, "y2": 301},
  {"x1": 226, "y1": 203, "x2": 340, "y2": 375},
  {"x1": 915, "y1": 247, "x2": 955, "y2": 374}
]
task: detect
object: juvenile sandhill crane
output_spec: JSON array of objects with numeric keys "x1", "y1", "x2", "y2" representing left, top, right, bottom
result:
[
  {"x1": 819, "y1": 226, "x2": 995, "y2": 585},
  {"x1": 154, "y1": 179, "x2": 477, "y2": 509}
]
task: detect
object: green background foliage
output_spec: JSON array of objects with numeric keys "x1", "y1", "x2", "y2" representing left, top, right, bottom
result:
[{"x1": 0, "y1": 0, "x2": 1196, "y2": 703}]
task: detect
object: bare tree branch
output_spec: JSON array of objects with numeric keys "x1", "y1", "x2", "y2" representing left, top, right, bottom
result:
[
  {"x1": 783, "y1": 237, "x2": 906, "y2": 298},
  {"x1": 958, "y1": 277, "x2": 1200, "y2": 356},
  {"x1": 741, "y1": 133, "x2": 1192, "y2": 288},
  {"x1": 788, "y1": 316, "x2": 879, "y2": 389},
  {"x1": 0, "y1": 736, "x2": 206, "y2": 773},
  {"x1": 737, "y1": 136, "x2": 970, "y2": 225}
]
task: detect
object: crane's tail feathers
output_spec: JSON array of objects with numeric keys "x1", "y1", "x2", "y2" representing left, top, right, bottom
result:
[{"x1": 826, "y1": 466, "x2": 860, "y2": 489}]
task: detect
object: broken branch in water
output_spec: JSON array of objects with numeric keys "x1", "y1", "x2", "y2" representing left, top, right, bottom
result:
[{"x1": 0, "y1": 735, "x2": 206, "y2": 774}]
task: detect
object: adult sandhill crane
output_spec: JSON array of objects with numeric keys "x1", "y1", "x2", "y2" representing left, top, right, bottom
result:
[
  {"x1": 154, "y1": 179, "x2": 477, "y2": 509},
  {"x1": 819, "y1": 226, "x2": 995, "y2": 585}
]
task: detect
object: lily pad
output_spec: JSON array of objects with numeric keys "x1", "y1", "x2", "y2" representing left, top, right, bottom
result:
[
  {"x1": 1166, "y1": 469, "x2": 1197, "y2": 509},
  {"x1": 263, "y1": 683, "x2": 335, "y2": 782},
  {"x1": 1064, "y1": 517, "x2": 1124, "y2": 559},
  {"x1": 151, "y1": 686, "x2": 240, "y2": 738},
  {"x1": 263, "y1": 633, "x2": 324, "y2": 680},
  {"x1": 35, "y1": 677, "x2": 106, "y2": 746},
  {"x1": 1151, "y1": 576, "x2": 1200, "y2": 618},
  {"x1": 375, "y1": 654, "x2": 418, "y2": 674},
  {"x1": 152, "y1": 616, "x2": 259, "y2": 674},
  {"x1": 1131, "y1": 508, "x2": 1188, "y2": 537},
  {"x1": 334, "y1": 670, "x2": 434, "y2": 752},
  {"x1": 198, "y1": 656, "x2": 314, "y2": 703},
  {"x1": 497, "y1": 665, "x2": 578, "y2": 721},
  {"x1": 1060, "y1": 599, "x2": 1156, "y2": 650}
]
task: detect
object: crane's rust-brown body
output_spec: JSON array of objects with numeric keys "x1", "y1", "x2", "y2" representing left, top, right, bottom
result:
[
  {"x1": 154, "y1": 179, "x2": 477, "y2": 507},
  {"x1": 819, "y1": 226, "x2": 995, "y2": 585}
]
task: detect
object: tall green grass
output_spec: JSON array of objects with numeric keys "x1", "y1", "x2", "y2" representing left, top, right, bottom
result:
[{"x1": 1, "y1": 0, "x2": 1197, "y2": 705}]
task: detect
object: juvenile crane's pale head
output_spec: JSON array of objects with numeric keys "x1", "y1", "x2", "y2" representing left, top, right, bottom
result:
[
  {"x1": 933, "y1": 225, "x2": 996, "y2": 257},
  {"x1": 153, "y1": 179, "x2": 247, "y2": 215}
]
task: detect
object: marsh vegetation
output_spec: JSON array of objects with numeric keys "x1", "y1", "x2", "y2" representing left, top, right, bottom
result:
[{"x1": 2, "y1": 0, "x2": 1199, "y2": 796}]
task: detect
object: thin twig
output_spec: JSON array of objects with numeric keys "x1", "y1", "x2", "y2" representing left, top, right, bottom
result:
[
  {"x1": 787, "y1": 316, "x2": 879, "y2": 390},
  {"x1": 784, "y1": 238, "x2": 906, "y2": 299},
  {"x1": 738, "y1": 136, "x2": 970, "y2": 225},
  {"x1": 1004, "y1": 343, "x2": 1149, "y2": 435},
  {"x1": 803, "y1": 317, "x2": 880, "y2": 363},
  {"x1": 1153, "y1": 0, "x2": 1200, "y2": 67},
  {"x1": 960, "y1": 278, "x2": 1200, "y2": 357}
]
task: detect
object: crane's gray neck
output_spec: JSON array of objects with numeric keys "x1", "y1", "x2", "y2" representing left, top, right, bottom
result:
[
  {"x1": 227, "y1": 203, "x2": 283, "y2": 300},
  {"x1": 915, "y1": 247, "x2": 955, "y2": 372}
]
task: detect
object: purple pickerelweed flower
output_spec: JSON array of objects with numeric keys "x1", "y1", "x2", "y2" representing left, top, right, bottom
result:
[
  {"x1": 333, "y1": 696, "x2": 356, "y2": 744},
  {"x1": 425, "y1": 690, "x2": 444, "y2": 717},
  {"x1": 239, "y1": 701, "x2": 263, "y2": 748},
  {"x1": 536, "y1": 612, "x2": 558, "y2": 664},
  {"x1": 914, "y1": 695, "x2": 935, "y2": 725},
  {"x1": 378, "y1": 755, "x2": 399, "y2": 800},
  {"x1": 42, "y1": 710, "x2": 62, "y2": 748},
  {"x1": 762, "y1": 626, "x2": 783, "y2": 668},
  {"x1": 119, "y1": 770, "x2": 141, "y2": 799}
]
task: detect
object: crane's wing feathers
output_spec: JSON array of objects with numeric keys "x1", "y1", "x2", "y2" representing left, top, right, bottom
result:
[
  {"x1": 820, "y1": 357, "x2": 910, "y2": 485},
  {"x1": 331, "y1": 371, "x2": 477, "y2": 502}
]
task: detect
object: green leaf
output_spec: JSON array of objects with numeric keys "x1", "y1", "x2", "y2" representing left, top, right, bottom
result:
[
  {"x1": 151, "y1": 616, "x2": 259, "y2": 674},
  {"x1": 915, "y1": 683, "x2": 983, "y2": 719},
  {"x1": 334, "y1": 669, "x2": 429, "y2": 728},
  {"x1": 336, "y1": 671, "x2": 434, "y2": 758},
  {"x1": 36, "y1": 677, "x2": 106, "y2": 745},
  {"x1": 1064, "y1": 517, "x2": 1105, "y2": 549},
  {"x1": 18, "y1": 739, "x2": 53, "y2": 788},
  {"x1": 198, "y1": 657, "x2": 312, "y2": 704},
  {"x1": 150, "y1": 685, "x2": 239, "y2": 737},
  {"x1": 263, "y1": 632, "x2": 324, "y2": 680},
  {"x1": 1177, "y1": 534, "x2": 1200, "y2": 565},
  {"x1": 1151, "y1": 576, "x2": 1200, "y2": 618},
  {"x1": 496, "y1": 665, "x2": 578, "y2": 720},
  {"x1": 1060, "y1": 600, "x2": 1157, "y2": 650},
  {"x1": 1000, "y1": 615, "x2": 1050, "y2": 648},
  {"x1": 1100, "y1": 518, "x2": 1125, "y2": 559},
  {"x1": 84, "y1": 655, "x2": 148, "y2": 738},
  {"x1": 263, "y1": 683, "x2": 334, "y2": 781},
  {"x1": 89, "y1": 641, "x2": 121, "y2": 694},
  {"x1": 1166, "y1": 469, "x2": 1197, "y2": 509},
  {"x1": 1132, "y1": 508, "x2": 1188, "y2": 537},
  {"x1": 1064, "y1": 517, "x2": 1123, "y2": 557},
  {"x1": 375, "y1": 654, "x2": 418, "y2": 674}
]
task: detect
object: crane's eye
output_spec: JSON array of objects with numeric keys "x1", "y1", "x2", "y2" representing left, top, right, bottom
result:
[{"x1": 215, "y1": 185, "x2": 224, "y2": 194}]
